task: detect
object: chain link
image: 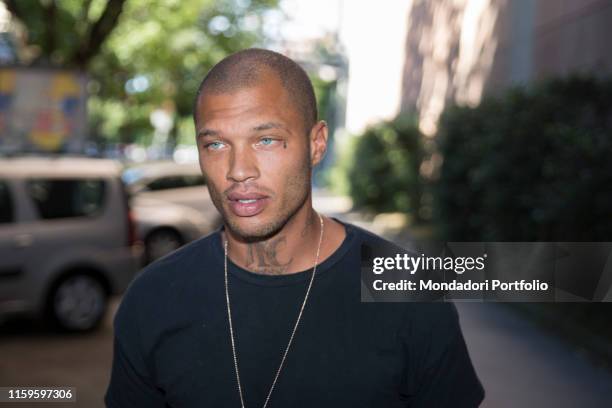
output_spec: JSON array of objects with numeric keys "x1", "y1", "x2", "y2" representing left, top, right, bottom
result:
[{"x1": 224, "y1": 212, "x2": 325, "y2": 408}]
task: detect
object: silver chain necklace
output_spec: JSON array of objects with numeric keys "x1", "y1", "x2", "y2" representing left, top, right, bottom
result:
[{"x1": 223, "y1": 212, "x2": 324, "y2": 408}]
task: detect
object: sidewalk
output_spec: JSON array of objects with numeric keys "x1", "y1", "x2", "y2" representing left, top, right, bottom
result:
[
  {"x1": 318, "y1": 191, "x2": 612, "y2": 408},
  {"x1": 457, "y1": 302, "x2": 612, "y2": 408}
]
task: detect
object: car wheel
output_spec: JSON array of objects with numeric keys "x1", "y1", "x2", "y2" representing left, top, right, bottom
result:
[
  {"x1": 145, "y1": 228, "x2": 183, "y2": 263},
  {"x1": 50, "y1": 273, "x2": 107, "y2": 332}
]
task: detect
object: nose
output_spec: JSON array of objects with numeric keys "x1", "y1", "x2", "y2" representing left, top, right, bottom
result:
[{"x1": 226, "y1": 144, "x2": 259, "y2": 183}]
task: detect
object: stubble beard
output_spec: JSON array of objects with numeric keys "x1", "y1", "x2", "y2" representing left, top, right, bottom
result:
[{"x1": 206, "y1": 156, "x2": 312, "y2": 243}]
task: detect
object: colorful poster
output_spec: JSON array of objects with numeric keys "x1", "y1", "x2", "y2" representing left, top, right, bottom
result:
[{"x1": 0, "y1": 68, "x2": 87, "y2": 153}]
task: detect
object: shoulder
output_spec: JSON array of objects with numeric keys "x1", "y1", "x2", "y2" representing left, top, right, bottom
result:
[
  {"x1": 342, "y1": 221, "x2": 405, "y2": 249},
  {"x1": 400, "y1": 302, "x2": 484, "y2": 405},
  {"x1": 401, "y1": 302, "x2": 460, "y2": 336},
  {"x1": 133, "y1": 230, "x2": 219, "y2": 291},
  {"x1": 339, "y1": 223, "x2": 458, "y2": 317},
  {"x1": 398, "y1": 303, "x2": 464, "y2": 375},
  {"x1": 341, "y1": 221, "x2": 419, "y2": 261},
  {"x1": 113, "y1": 231, "x2": 220, "y2": 328}
]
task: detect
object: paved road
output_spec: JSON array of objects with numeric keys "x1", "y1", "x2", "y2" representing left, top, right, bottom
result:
[
  {"x1": 456, "y1": 302, "x2": 612, "y2": 408},
  {"x1": 0, "y1": 299, "x2": 119, "y2": 408}
]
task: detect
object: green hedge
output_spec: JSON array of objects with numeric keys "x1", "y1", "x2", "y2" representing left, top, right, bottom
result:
[
  {"x1": 345, "y1": 116, "x2": 423, "y2": 216},
  {"x1": 434, "y1": 76, "x2": 612, "y2": 241}
]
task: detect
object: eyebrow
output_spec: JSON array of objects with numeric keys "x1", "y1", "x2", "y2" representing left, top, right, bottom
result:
[
  {"x1": 197, "y1": 128, "x2": 220, "y2": 138},
  {"x1": 197, "y1": 122, "x2": 290, "y2": 139},
  {"x1": 252, "y1": 122, "x2": 290, "y2": 133}
]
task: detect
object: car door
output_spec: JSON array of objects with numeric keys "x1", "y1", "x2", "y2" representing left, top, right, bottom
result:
[
  {"x1": 0, "y1": 178, "x2": 33, "y2": 313},
  {"x1": 141, "y1": 175, "x2": 219, "y2": 220},
  {"x1": 22, "y1": 177, "x2": 112, "y2": 260}
]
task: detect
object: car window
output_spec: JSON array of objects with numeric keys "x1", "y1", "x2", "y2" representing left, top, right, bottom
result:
[
  {"x1": 146, "y1": 175, "x2": 205, "y2": 191},
  {"x1": 121, "y1": 167, "x2": 144, "y2": 185},
  {"x1": 27, "y1": 179, "x2": 106, "y2": 220},
  {"x1": 0, "y1": 180, "x2": 14, "y2": 224},
  {"x1": 183, "y1": 175, "x2": 205, "y2": 187}
]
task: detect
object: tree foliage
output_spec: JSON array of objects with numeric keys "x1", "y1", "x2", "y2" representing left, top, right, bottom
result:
[
  {"x1": 434, "y1": 75, "x2": 612, "y2": 241},
  {"x1": 3, "y1": 0, "x2": 279, "y2": 144},
  {"x1": 4, "y1": 0, "x2": 127, "y2": 67},
  {"x1": 341, "y1": 116, "x2": 424, "y2": 216}
]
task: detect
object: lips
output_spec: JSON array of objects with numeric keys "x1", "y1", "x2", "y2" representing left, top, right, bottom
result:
[{"x1": 226, "y1": 191, "x2": 270, "y2": 217}]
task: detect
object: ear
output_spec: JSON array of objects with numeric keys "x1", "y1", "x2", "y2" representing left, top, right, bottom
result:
[{"x1": 309, "y1": 120, "x2": 328, "y2": 167}]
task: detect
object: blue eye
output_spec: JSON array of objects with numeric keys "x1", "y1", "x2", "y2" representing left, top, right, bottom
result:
[
  {"x1": 260, "y1": 137, "x2": 274, "y2": 146},
  {"x1": 206, "y1": 141, "x2": 225, "y2": 150}
]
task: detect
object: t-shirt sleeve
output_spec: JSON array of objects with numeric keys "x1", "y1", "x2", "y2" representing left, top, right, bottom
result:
[
  {"x1": 400, "y1": 303, "x2": 485, "y2": 407},
  {"x1": 105, "y1": 281, "x2": 167, "y2": 407}
]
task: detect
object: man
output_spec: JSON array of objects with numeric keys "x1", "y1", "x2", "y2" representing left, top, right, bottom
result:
[{"x1": 105, "y1": 48, "x2": 484, "y2": 407}]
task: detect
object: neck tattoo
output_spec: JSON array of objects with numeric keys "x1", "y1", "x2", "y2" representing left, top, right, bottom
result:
[
  {"x1": 223, "y1": 212, "x2": 325, "y2": 408},
  {"x1": 245, "y1": 236, "x2": 292, "y2": 275}
]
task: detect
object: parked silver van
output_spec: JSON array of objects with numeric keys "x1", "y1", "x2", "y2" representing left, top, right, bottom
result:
[
  {"x1": 122, "y1": 161, "x2": 220, "y2": 263},
  {"x1": 0, "y1": 157, "x2": 142, "y2": 332}
]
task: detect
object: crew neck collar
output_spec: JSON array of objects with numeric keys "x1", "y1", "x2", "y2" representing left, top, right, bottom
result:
[{"x1": 210, "y1": 218, "x2": 355, "y2": 287}]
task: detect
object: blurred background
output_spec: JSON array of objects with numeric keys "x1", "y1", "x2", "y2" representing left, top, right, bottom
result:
[{"x1": 1, "y1": 0, "x2": 612, "y2": 407}]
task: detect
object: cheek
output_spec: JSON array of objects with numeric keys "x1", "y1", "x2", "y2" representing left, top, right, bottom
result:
[
  {"x1": 263, "y1": 151, "x2": 310, "y2": 196},
  {"x1": 200, "y1": 164, "x2": 225, "y2": 200},
  {"x1": 200, "y1": 155, "x2": 225, "y2": 182},
  {"x1": 262, "y1": 148, "x2": 306, "y2": 175},
  {"x1": 204, "y1": 178, "x2": 226, "y2": 214}
]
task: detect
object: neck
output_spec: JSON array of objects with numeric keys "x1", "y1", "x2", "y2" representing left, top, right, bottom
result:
[{"x1": 223, "y1": 207, "x2": 323, "y2": 275}]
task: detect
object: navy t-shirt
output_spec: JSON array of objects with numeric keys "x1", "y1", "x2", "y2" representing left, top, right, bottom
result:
[{"x1": 105, "y1": 220, "x2": 484, "y2": 407}]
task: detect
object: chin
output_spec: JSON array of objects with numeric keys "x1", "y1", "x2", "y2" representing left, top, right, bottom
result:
[{"x1": 225, "y1": 215, "x2": 286, "y2": 242}]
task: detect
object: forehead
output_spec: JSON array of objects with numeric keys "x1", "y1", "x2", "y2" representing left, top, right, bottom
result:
[{"x1": 196, "y1": 75, "x2": 301, "y2": 131}]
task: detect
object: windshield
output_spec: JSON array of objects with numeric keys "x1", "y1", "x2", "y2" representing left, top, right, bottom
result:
[{"x1": 121, "y1": 167, "x2": 145, "y2": 186}]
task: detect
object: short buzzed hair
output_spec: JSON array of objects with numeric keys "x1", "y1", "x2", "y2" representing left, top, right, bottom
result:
[{"x1": 194, "y1": 48, "x2": 317, "y2": 133}]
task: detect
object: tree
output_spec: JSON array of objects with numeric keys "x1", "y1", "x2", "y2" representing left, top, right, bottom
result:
[
  {"x1": 3, "y1": 0, "x2": 127, "y2": 68},
  {"x1": 3, "y1": 0, "x2": 280, "y2": 146}
]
